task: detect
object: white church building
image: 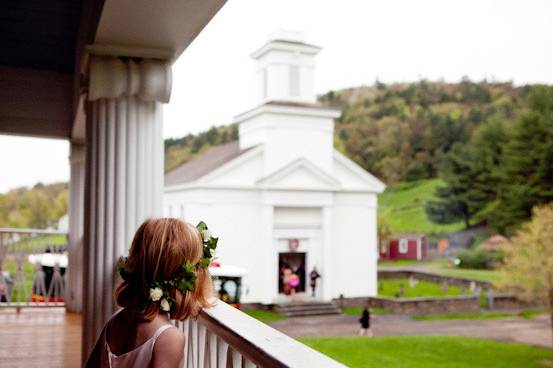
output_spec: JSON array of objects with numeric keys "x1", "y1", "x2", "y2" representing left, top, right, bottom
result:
[{"x1": 164, "y1": 31, "x2": 385, "y2": 304}]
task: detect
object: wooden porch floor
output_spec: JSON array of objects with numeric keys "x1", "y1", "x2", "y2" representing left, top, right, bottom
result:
[{"x1": 0, "y1": 308, "x2": 82, "y2": 368}]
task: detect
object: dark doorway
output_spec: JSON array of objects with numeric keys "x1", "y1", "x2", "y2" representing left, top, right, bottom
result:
[{"x1": 278, "y1": 252, "x2": 306, "y2": 294}]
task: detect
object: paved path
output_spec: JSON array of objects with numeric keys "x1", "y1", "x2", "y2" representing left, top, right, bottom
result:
[{"x1": 271, "y1": 313, "x2": 553, "y2": 348}]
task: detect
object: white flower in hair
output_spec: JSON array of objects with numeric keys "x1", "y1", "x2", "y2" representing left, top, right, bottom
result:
[
  {"x1": 149, "y1": 287, "x2": 163, "y2": 302},
  {"x1": 201, "y1": 229, "x2": 212, "y2": 242},
  {"x1": 160, "y1": 298, "x2": 171, "y2": 312}
]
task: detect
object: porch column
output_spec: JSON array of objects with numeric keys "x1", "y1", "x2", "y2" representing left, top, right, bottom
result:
[
  {"x1": 82, "y1": 56, "x2": 171, "y2": 359},
  {"x1": 66, "y1": 143, "x2": 85, "y2": 312}
]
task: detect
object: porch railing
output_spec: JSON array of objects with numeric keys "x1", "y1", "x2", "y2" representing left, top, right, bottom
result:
[
  {"x1": 0, "y1": 228, "x2": 68, "y2": 308},
  {"x1": 178, "y1": 300, "x2": 346, "y2": 368}
]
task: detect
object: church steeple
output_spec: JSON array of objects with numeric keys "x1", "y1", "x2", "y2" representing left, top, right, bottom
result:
[{"x1": 250, "y1": 30, "x2": 321, "y2": 104}]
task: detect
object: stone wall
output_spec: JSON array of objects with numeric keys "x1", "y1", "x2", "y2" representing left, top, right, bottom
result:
[
  {"x1": 369, "y1": 296, "x2": 480, "y2": 314},
  {"x1": 333, "y1": 295, "x2": 480, "y2": 314},
  {"x1": 486, "y1": 294, "x2": 540, "y2": 310},
  {"x1": 378, "y1": 269, "x2": 492, "y2": 290}
]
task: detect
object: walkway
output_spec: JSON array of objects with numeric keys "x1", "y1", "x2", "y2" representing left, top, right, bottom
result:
[
  {"x1": 271, "y1": 313, "x2": 553, "y2": 348},
  {"x1": 0, "y1": 308, "x2": 81, "y2": 368}
]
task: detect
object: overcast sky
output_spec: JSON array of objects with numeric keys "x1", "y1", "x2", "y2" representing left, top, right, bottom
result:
[{"x1": 1, "y1": 0, "x2": 552, "y2": 193}]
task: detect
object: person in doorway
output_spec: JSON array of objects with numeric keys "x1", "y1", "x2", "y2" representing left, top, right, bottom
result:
[
  {"x1": 288, "y1": 271, "x2": 300, "y2": 298},
  {"x1": 309, "y1": 267, "x2": 321, "y2": 297},
  {"x1": 297, "y1": 264, "x2": 306, "y2": 292},
  {"x1": 282, "y1": 264, "x2": 292, "y2": 295},
  {"x1": 359, "y1": 307, "x2": 372, "y2": 337}
]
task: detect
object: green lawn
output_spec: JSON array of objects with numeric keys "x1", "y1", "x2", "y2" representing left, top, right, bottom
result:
[
  {"x1": 378, "y1": 259, "x2": 502, "y2": 284},
  {"x1": 8, "y1": 234, "x2": 66, "y2": 252},
  {"x1": 243, "y1": 309, "x2": 286, "y2": 324},
  {"x1": 300, "y1": 336, "x2": 553, "y2": 368},
  {"x1": 379, "y1": 179, "x2": 465, "y2": 234},
  {"x1": 378, "y1": 260, "x2": 421, "y2": 268},
  {"x1": 423, "y1": 259, "x2": 502, "y2": 283},
  {"x1": 3, "y1": 260, "x2": 36, "y2": 302},
  {"x1": 378, "y1": 278, "x2": 465, "y2": 298}
]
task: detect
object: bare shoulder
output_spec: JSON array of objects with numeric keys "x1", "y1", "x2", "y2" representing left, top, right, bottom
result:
[{"x1": 151, "y1": 326, "x2": 185, "y2": 368}]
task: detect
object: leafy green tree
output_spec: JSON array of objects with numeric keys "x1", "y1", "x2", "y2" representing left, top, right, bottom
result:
[
  {"x1": 426, "y1": 118, "x2": 508, "y2": 228},
  {"x1": 501, "y1": 203, "x2": 553, "y2": 347},
  {"x1": 490, "y1": 86, "x2": 553, "y2": 231},
  {"x1": 425, "y1": 143, "x2": 475, "y2": 228}
]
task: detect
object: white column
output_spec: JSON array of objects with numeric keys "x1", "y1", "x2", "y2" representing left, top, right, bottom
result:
[
  {"x1": 66, "y1": 143, "x2": 85, "y2": 312},
  {"x1": 82, "y1": 56, "x2": 171, "y2": 360},
  {"x1": 322, "y1": 206, "x2": 333, "y2": 301},
  {"x1": 261, "y1": 204, "x2": 275, "y2": 304}
]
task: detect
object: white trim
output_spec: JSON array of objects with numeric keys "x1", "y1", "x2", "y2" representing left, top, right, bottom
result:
[
  {"x1": 333, "y1": 150, "x2": 386, "y2": 193},
  {"x1": 257, "y1": 158, "x2": 341, "y2": 190},
  {"x1": 234, "y1": 103, "x2": 340, "y2": 124},
  {"x1": 250, "y1": 40, "x2": 322, "y2": 59},
  {"x1": 416, "y1": 238, "x2": 422, "y2": 260}
]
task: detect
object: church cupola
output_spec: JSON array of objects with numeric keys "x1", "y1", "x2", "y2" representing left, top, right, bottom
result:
[{"x1": 250, "y1": 30, "x2": 321, "y2": 104}]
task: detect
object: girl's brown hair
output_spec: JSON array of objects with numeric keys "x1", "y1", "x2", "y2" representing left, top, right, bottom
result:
[{"x1": 115, "y1": 218, "x2": 213, "y2": 321}]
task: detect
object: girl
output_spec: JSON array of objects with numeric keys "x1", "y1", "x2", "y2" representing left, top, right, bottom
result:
[{"x1": 85, "y1": 218, "x2": 215, "y2": 368}]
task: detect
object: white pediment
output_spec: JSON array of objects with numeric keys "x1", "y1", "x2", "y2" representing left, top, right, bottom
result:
[
  {"x1": 256, "y1": 158, "x2": 341, "y2": 191},
  {"x1": 332, "y1": 150, "x2": 386, "y2": 193}
]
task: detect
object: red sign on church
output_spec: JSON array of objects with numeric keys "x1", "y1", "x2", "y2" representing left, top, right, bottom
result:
[{"x1": 288, "y1": 238, "x2": 300, "y2": 251}]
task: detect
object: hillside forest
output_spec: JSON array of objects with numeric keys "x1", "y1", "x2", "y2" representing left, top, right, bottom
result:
[{"x1": 1, "y1": 80, "x2": 552, "y2": 235}]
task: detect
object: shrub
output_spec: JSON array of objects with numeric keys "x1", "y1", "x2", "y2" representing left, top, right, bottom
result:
[{"x1": 457, "y1": 249, "x2": 504, "y2": 269}]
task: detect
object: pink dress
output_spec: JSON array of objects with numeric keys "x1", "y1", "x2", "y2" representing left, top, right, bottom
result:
[{"x1": 101, "y1": 318, "x2": 174, "y2": 368}]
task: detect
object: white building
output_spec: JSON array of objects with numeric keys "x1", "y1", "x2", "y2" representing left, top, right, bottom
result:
[{"x1": 164, "y1": 31, "x2": 385, "y2": 304}]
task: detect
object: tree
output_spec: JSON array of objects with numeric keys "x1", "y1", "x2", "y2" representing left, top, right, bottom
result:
[
  {"x1": 501, "y1": 203, "x2": 553, "y2": 348},
  {"x1": 377, "y1": 218, "x2": 392, "y2": 255},
  {"x1": 426, "y1": 119, "x2": 508, "y2": 229},
  {"x1": 490, "y1": 86, "x2": 553, "y2": 232},
  {"x1": 425, "y1": 143, "x2": 480, "y2": 228}
]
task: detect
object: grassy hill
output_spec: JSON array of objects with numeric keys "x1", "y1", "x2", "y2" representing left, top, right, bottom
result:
[{"x1": 378, "y1": 179, "x2": 465, "y2": 234}]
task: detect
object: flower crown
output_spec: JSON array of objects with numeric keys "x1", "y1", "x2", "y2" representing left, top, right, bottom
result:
[{"x1": 117, "y1": 221, "x2": 218, "y2": 312}]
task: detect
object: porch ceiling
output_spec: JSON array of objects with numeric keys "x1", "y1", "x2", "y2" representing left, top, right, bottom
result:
[
  {"x1": 0, "y1": 1, "x2": 82, "y2": 73},
  {"x1": 0, "y1": 0, "x2": 103, "y2": 139}
]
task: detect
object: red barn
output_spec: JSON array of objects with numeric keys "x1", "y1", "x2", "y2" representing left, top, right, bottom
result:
[{"x1": 380, "y1": 233, "x2": 427, "y2": 261}]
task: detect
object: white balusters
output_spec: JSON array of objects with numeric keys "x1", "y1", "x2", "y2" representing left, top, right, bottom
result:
[
  {"x1": 216, "y1": 337, "x2": 229, "y2": 367},
  {"x1": 208, "y1": 330, "x2": 218, "y2": 367},
  {"x1": 231, "y1": 349, "x2": 242, "y2": 367},
  {"x1": 198, "y1": 324, "x2": 207, "y2": 368}
]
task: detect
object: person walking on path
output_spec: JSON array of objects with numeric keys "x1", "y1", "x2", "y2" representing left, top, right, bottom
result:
[
  {"x1": 359, "y1": 307, "x2": 372, "y2": 337},
  {"x1": 309, "y1": 267, "x2": 321, "y2": 297}
]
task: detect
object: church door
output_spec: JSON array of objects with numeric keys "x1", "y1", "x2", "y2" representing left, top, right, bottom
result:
[{"x1": 278, "y1": 252, "x2": 306, "y2": 294}]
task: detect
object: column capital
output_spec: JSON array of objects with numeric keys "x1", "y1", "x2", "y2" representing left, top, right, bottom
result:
[{"x1": 88, "y1": 56, "x2": 172, "y2": 103}]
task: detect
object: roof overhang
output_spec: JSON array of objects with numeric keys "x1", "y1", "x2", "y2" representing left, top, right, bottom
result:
[
  {"x1": 0, "y1": 0, "x2": 227, "y2": 140},
  {"x1": 233, "y1": 101, "x2": 341, "y2": 124}
]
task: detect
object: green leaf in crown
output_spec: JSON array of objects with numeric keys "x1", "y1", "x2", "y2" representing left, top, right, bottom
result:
[{"x1": 196, "y1": 221, "x2": 218, "y2": 268}]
